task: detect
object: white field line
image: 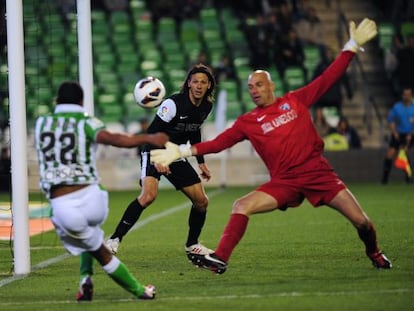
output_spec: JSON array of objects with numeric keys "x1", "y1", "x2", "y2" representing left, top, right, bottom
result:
[
  {"x1": 0, "y1": 188, "x2": 225, "y2": 288},
  {"x1": 0, "y1": 288, "x2": 412, "y2": 307}
]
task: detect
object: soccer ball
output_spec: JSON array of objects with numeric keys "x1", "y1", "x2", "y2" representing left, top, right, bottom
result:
[{"x1": 133, "y1": 76, "x2": 166, "y2": 109}]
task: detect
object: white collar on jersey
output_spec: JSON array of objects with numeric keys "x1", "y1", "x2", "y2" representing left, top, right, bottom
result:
[{"x1": 54, "y1": 103, "x2": 86, "y2": 113}]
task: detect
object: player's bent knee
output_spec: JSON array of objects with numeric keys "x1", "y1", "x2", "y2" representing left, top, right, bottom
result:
[
  {"x1": 194, "y1": 197, "x2": 209, "y2": 210},
  {"x1": 139, "y1": 193, "x2": 157, "y2": 207},
  {"x1": 231, "y1": 199, "x2": 251, "y2": 215}
]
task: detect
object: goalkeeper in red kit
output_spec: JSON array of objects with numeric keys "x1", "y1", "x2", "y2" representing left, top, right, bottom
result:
[{"x1": 151, "y1": 18, "x2": 392, "y2": 273}]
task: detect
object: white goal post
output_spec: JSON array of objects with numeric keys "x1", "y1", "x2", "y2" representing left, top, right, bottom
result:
[
  {"x1": 6, "y1": 0, "x2": 94, "y2": 275},
  {"x1": 7, "y1": 0, "x2": 30, "y2": 276}
]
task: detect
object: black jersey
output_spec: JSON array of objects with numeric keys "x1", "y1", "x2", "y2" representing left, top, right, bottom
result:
[{"x1": 145, "y1": 93, "x2": 212, "y2": 163}]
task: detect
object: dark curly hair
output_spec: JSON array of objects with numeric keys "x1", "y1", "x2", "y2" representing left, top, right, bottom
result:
[{"x1": 180, "y1": 63, "x2": 216, "y2": 102}]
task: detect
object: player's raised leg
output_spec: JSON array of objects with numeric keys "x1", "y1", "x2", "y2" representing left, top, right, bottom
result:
[{"x1": 328, "y1": 188, "x2": 392, "y2": 269}]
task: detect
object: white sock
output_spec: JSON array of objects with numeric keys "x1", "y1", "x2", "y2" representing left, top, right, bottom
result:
[{"x1": 102, "y1": 256, "x2": 120, "y2": 274}]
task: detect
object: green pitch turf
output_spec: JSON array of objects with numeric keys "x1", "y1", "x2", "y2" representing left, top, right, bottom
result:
[{"x1": 0, "y1": 183, "x2": 413, "y2": 310}]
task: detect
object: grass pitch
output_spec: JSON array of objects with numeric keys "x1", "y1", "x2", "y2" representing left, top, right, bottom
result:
[{"x1": 0, "y1": 183, "x2": 413, "y2": 310}]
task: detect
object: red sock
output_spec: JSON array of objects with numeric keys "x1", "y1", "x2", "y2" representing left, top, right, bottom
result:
[
  {"x1": 357, "y1": 223, "x2": 380, "y2": 255},
  {"x1": 215, "y1": 213, "x2": 249, "y2": 262}
]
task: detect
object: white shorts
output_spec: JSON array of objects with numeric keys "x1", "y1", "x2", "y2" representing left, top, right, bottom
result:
[{"x1": 50, "y1": 184, "x2": 109, "y2": 255}]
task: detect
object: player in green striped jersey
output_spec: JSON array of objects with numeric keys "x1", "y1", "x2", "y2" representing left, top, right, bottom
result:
[{"x1": 35, "y1": 81, "x2": 168, "y2": 301}]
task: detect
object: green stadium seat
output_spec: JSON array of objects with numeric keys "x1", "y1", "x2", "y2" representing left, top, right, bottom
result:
[
  {"x1": 200, "y1": 7, "x2": 220, "y2": 30},
  {"x1": 134, "y1": 19, "x2": 154, "y2": 42},
  {"x1": 24, "y1": 25, "x2": 40, "y2": 46},
  {"x1": 97, "y1": 93, "x2": 123, "y2": 122},
  {"x1": 161, "y1": 39, "x2": 181, "y2": 53},
  {"x1": 226, "y1": 31, "x2": 248, "y2": 58},
  {"x1": 377, "y1": 22, "x2": 395, "y2": 51},
  {"x1": 92, "y1": 30, "x2": 108, "y2": 44},
  {"x1": 233, "y1": 56, "x2": 250, "y2": 68},
  {"x1": 156, "y1": 17, "x2": 178, "y2": 43},
  {"x1": 180, "y1": 19, "x2": 202, "y2": 43},
  {"x1": 303, "y1": 45, "x2": 321, "y2": 81},
  {"x1": 44, "y1": 13, "x2": 62, "y2": 27},
  {"x1": 92, "y1": 22, "x2": 110, "y2": 36},
  {"x1": 123, "y1": 92, "x2": 135, "y2": 106},
  {"x1": 200, "y1": 8, "x2": 218, "y2": 21},
  {"x1": 209, "y1": 49, "x2": 227, "y2": 68},
  {"x1": 130, "y1": 0, "x2": 147, "y2": 19},
  {"x1": 202, "y1": 29, "x2": 221, "y2": 42},
  {"x1": 112, "y1": 22, "x2": 131, "y2": 35},
  {"x1": 236, "y1": 65, "x2": 251, "y2": 83},
  {"x1": 26, "y1": 75, "x2": 50, "y2": 92},
  {"x1": 218, "y1": 80, "x2": 242, "y2": 119},
  {"x1": 65, "y1": 31, "x2": 79, "y2": 57},
  {"x1": 115, "y1": 61, "x2": 138, "y2": 76},
  {"x1": 207, "y1": 41, "x2": 227, "y2": 60},
  {"x1": 119, "y1": 54, "x2": 140, "y2": 66},
  {"x1": 47, "y1": 26, "x2": 65, "y2": 44},
  {"x1": 69, "y1": 63, "x2": 78, "y2": 78},
  {"x1": 124, "y1": 92, "x2": 153, "y2": 123},
  {"x1": 120, "y1": 72, "x2": 140, "y2": 92},
  {"x1": 141, "y1": 48, "x2": 163, "y2": 63},
  {"x1": 48, "y1": 44, "x2": 67, "y2": 60},
  {"x1": 25, "y1": 45, "x2": 48, "y2": 69},
  {"x1": 110, "y1": 11, "x2": 130, "y2": 25},
  {"x1": 141, "y1": 60, "x2": 160, "y2": 72},
  {"x1": 226, "y1": 101, "x2": 243, "y2": 120},
  {"x1": 116, "y1": 44, "x2": 136, "y2": 59},
  {"x1": 91, "y1": 10, "x2": 106, "y2": 23},
  {"x1": 183, "y1": 40, "x2": 203, "y2": 63},
  {"x1": 37, "y1": 87, "x2": 54, "y2": 102},
  {"x1": 23, "y1": 1, "x2": 36, "y2": 16},
  {"x1": 28, "y1": 88, "x2": 54, "y2": 117},
  {"x1": 284, "y1": 66, "x2": 306, "y2": 91},
  {"x1": 96, "y1": 72, "x2": 119, "y2": 88},
  {"x1": 25, "y1": 65, "x2": 41, "y2": 76},
  {"x1": 161, "y1": 39, "x2": 185, "y2": 68},
  {"x1": 111, "y1": 31, "x2": 132, "y2": 45},
  {"x1": 168, "y1": 68, "x2": 187, "y2": 81},
  {"x1": 219, "y1": 8, "x2": 239, "y2": 29},
  {"x1": 140, "y1": 69, "x2": 165, "y2": 84},
  {"x1": 165, "y1": 68, "x2": 186, "y2": 92},
  {"x1": 401, "y1": 22, "x2": 414, "y2": 40},
  {"x1": 96, "y1": 52, "x2": 116, "y2": 67},
  {"x1": 164, "y1": 53, "x2": 187, "y2": 71},
  {"x1": 27, "y1": 103, "x2": 51, "y2": 118}
]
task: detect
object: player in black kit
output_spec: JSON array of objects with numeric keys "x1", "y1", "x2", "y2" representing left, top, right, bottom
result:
[{"x1": 107, "y1": 64, "x2": 217, "y2": 261}]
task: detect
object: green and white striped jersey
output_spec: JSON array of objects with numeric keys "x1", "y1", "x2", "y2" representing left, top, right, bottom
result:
[{"x1": 35, "y1": 104, "x2": 106, "y2": 197}]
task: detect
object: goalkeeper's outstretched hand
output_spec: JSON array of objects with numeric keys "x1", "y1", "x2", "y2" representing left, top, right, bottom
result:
[
  {"x1": 150, "y1": 142, "x2": 192, "y2": 167},
  {"x1": 343, "y1": 18, "x2": 377, "y2": 52}
]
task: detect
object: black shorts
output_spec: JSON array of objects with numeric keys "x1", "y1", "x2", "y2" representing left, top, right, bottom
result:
[
  {"x1": 389, "y1": 133, "x2": 413, "y2": 149},
  {"x1": 140, "y1": 151, "x2": 201, "y2": 190}
]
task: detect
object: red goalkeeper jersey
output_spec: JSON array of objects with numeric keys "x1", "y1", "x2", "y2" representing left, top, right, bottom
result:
[{"x1": 195, "y1": 51, "x2": 355, "y2": 179}]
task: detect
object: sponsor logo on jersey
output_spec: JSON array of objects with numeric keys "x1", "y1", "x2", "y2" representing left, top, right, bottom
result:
[
  {"x1": 158, "y1": 106, "x2": 169, "y2": 118},
  {"x1": 43, "y1": 165, "x2": 86, "y2": 181},
  {"x1": 279, "y1": 102, "x2": 291, "y2": 111},
  {"x1": 261, "y1": 109, "x2": 298, "y2": 134},
  {"x1": 174, "y1": 123, "x2": 201, "y2": 132},
  {"x1": 257, "y1": 115, "x2": 266, "y2": 122}
]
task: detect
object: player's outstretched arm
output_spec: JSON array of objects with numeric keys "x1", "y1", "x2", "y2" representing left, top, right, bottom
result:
[
  {"x1": 97, "y1": 130, "x2": 168, "y2": 148},
  {"x1": 343, "y1": 18, "x2": 377, "y2": 53},
  {"x1": 150, "y1": 142, "x2": 194, "y2": 166}
]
